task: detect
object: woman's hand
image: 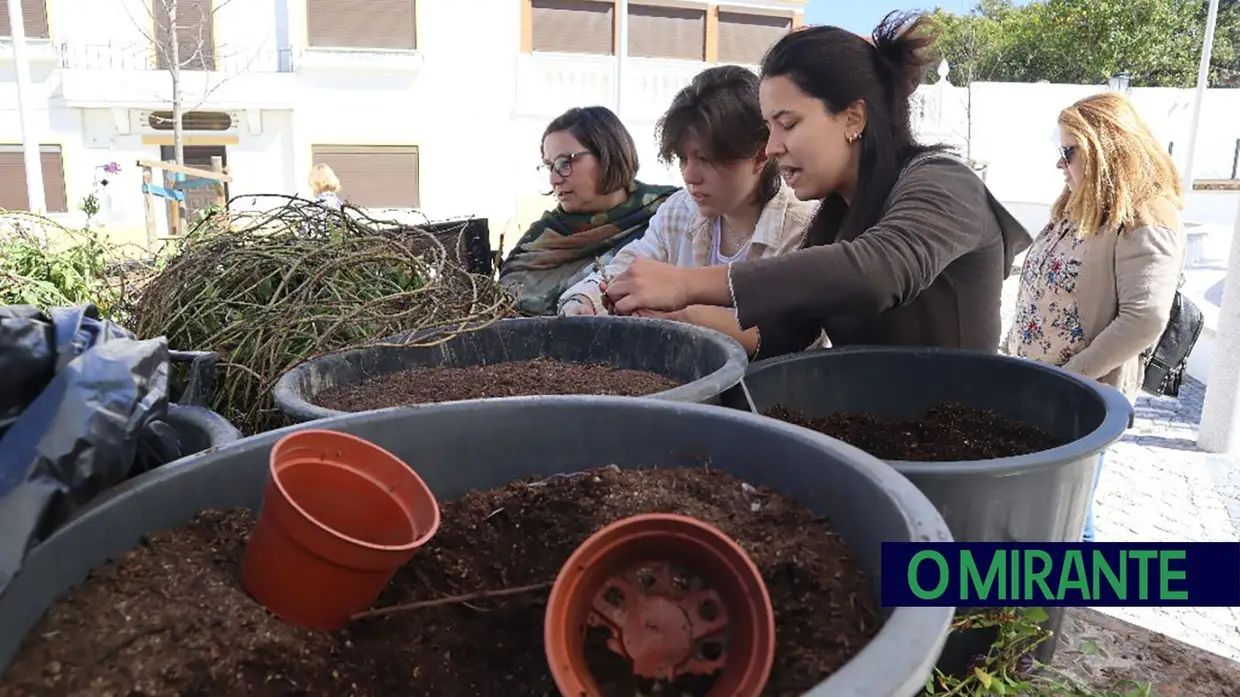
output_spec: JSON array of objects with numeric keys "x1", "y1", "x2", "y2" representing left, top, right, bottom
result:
[
  {"x1": 632, "y1": 308, "x2": 685, "y2": 321},
  {"x1": 603, "y1": 257, "x2": 694, "y2": 314}
]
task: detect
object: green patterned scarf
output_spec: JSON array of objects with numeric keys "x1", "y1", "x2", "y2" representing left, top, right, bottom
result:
[{"x1": 499, "y1": 181, "x2": 678, "y2": 315}]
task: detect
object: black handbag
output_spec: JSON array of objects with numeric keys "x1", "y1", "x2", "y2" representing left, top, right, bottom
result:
[{"x1": 1141, "y1": 284, "x2": 1204, "y2": 398}]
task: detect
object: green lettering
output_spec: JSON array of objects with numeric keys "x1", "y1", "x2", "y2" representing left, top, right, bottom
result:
[
  {"x1": 1091, "y1": 549, "x2": 1126, "y2": 600},
  {"x1": 961, "y1": 550, "x2": 1006, "y2": 601},
  {"x1": 909, "y1": 550, "x2": 949, "y2": 600},
  {"x1": 1057, "y1": 550, "x2": 1091, "y2": 601},
  {"x1": 1129, "y1": 550, "x2": 1158, "y2": 600},
  {"x1": 1010, "y1": 548, "x2": 1021, "y2": 600},
  {"x1": 1023, "y1": 550, "x2": 1055, "y2": 601},
  {"x1": 1159, "y1": 550, "x2": 1188, "y2": 600}
]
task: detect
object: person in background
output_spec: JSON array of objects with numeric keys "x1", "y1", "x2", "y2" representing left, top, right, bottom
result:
[
  {"x1": 1004, "y1": 92, "x2": 1185, "y2": 542},
  {"x1": 558, "y1": 65, "x2": 817, "y2": 354},
  {"x1": 308, "y1": 163, "x2": 343, "y2": 210},
  {"x1": 602, "y1": 12, "x2": 1030, "y2": 358},
  {"x1": 499, "y1": 106, "x2": 679, "y2": 316}
]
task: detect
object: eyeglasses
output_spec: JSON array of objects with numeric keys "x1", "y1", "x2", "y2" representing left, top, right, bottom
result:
[
  {"x1": 538, "y1": 150, "x2": 591, "y2": 178},
  {"x1": 1058, "y1": 145, "x2": 1078, "y2": 165}
]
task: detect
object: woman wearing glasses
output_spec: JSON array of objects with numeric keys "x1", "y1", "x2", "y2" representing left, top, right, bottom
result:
[
  {"x1": 499, "y1": 106, "x2": 678, "y2": 316},
  {"x1": 603, "y1": 13, "x2": 1030, "y2": 357},
  {"x1": 556, "y1": 65, "x2": 818, "y2": 353},
  {"x1": 1004, "y1": 92, "x2": 1185, "y2": 542}
]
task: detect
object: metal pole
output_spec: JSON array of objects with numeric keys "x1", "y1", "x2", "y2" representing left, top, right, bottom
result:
[
  {"x1": 1181, "y1": 0, "x2": 1220, "y2": 195},
  {"x1": 6, "y1": 0, "x2": 47, "y2": 217},
  {"x1": 615, "y1": 0, "x2": 629, "y2": 117}
]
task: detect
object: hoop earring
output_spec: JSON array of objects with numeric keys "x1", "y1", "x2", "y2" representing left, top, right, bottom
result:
[{"x1": 846, "y1": 132, "x2": 862, "y2": 144}]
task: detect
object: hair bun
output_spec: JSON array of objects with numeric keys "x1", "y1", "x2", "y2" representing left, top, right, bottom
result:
[{"x1": 870, "y1": 11, "x2": 937, "y2": 101}]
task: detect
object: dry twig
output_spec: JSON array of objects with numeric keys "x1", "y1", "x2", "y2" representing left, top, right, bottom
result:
[{"x1": 351, "y1": 581, "x2": 553, "y2": 620}]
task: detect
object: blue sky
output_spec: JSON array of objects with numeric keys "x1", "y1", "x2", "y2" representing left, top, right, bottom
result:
[{"x1": 804, "y1": 1, "x2": 979, "y2": 33}]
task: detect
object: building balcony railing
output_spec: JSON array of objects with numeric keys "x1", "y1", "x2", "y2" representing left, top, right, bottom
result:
[
  {"x1": 56, "y1": 43, "x2": 295, "y2": 74},
  {"x1": 0, "y1": 36, "x2": 59, "y2": 64},
  {"x1": 513, "y1": 52, "x2": 737, "y2": 122}
]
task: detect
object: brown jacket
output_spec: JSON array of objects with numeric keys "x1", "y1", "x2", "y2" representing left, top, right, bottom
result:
[
  {"x1": 729, "y1": 153, "x2": 1032, "y2": 357},
  {"x1": 1060, "y1": 199, "x2": 1184, "y2": 400}
]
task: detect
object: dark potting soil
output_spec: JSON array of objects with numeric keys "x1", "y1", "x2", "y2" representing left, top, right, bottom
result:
[
  {"x1": 0, "y1": 467, "x2": 876, "y2": 697},
  {"x1": 765, "y1": 403, "x2": 1065, "y2": 461},
  {"x1": 313, "y1": 357, "x2": 684, "y2": 411}
]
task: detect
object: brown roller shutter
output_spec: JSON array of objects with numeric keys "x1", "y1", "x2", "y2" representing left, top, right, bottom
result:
[
  {"x1": 0, "y1": 145, "x2": 68, "y2": 213},
  {"x1": 717, "y1": 11, "x2": 790, "y2": 66},
  {"x1": 628, "y1": 4, "x2": 705, "y2": 61},
  {"x1": 531, "y1": 0, "x2": 613, "y2": 55},
  {"x1": 310, "y1": 145, "x2": 420, "y2": 208},
  {"x1": 306, "y1": 0, "x2": 416, "y2": 50},
  {"x1": 0, "y1": 0, "x2": 49, "y2": 38},
  {"x1": 153, "y1": 0, "x2": 216, "y2": 71}
]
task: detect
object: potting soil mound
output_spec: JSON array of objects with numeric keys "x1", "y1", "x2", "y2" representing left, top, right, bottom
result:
[
  {"x1": 313, "y1": 357, "x2": 683, "y2": 410},
  {"x1": 0, "y1": 467, "x2": 876, "y2": 697},
  {"x1": 766, "y1": 403, "x2": 1064, "y2": 461}
]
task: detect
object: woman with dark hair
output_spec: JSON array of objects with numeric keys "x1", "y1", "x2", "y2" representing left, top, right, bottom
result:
[
  {"x1": 499, "y1": 106, "x2": 678, "y2": 316},
  {"x1": 603, "y1": 13, "x2": 1032, "y2": 357},
  {"x1": 557, "y1": 65, "x2": 817, "y2": 353}
]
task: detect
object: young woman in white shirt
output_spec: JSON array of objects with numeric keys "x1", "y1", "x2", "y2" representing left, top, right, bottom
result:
[{"x1": 557, "y1": 64, "x2": 817, "y2": 356}]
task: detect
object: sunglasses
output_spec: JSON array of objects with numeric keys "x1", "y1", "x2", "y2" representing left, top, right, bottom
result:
[{"x1": 1058, "y1": 145, "x2": 1078, "y2": 165}]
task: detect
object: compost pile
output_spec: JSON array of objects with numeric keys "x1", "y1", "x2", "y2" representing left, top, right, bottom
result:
[
  {"x1": 127, "y1": 196, "x2": 517, "y2": 433},
  {"x1": 314, "y1": 357, "x2": 684, "y2": 410},
  {"x1": 766, "y1": 403, "x2": 1065, "y2": 461},
  {"x1": 0, "y1": 467, "x2": 877, "y2": 697}
]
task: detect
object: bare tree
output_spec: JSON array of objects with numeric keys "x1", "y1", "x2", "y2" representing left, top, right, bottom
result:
[
  {"x1": 947, "y1": 20, "x2": 995, "y2": 172},
  {"x1": 124, "y1": 0, "x2": 257, "y2": 165}
]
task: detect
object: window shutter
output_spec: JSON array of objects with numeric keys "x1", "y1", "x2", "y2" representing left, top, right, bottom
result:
[
  {"x1": 310, "y1": 145, "x2": 421, "y2": 208},
  {"x1": 717, "y1": 12, "x2": 791, "y2": 66},
  {"x1": 531, "y1": 0, "x2": 613, "y2": 55},
  {"x1": 628, "y1": 4, "x2": 705, "y2": 61}
]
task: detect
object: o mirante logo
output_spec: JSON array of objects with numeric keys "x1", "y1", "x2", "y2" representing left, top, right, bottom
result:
[{"x1": 880, "y1": 543, "x2": 1240, "y2": 607}]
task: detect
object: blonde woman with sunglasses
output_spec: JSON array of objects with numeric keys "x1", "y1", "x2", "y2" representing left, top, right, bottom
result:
[{"x1": 1004, "y1": 92, "x2": 1185, "y2": 542}]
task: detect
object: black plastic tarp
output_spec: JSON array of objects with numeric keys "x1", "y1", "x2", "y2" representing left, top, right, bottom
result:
[{"x1": 0, "y1": 305, "x2": 175, "y2": 593}]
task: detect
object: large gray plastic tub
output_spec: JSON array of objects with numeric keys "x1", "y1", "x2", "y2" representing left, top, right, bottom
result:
[
  {"x1": 166, "y1": 404, "x2": 242, "y2": 454},
  {"x1": 0, "y1": 397, "x2": 953, "y2": 697},
  {"x1": 273, "y1": 316, "x2": 749, "y2": 424},
  {"x1": 722, "y1": 346, "x2": 1134, "y2": 665}
]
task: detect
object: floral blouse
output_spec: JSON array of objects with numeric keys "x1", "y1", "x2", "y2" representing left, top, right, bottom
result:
[{"x1": 1004, "y1": 219, "x2": 1088, "y2": 365}]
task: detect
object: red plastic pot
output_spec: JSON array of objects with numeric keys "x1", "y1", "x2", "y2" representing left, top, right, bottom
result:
[
  {"x1": 545, "y1": 514, "x2": 775, "y2": 697},
  {"x1": 240, "y1": 429, "x2": 440, "y2": 630}
]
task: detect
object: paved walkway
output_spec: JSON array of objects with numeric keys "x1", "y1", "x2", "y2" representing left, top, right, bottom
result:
[
  {"x1": 1000, "y1": 277, "x2": 1240, "y2": 664},
  {"x1": 1092, "y1": 377, "x2": 1240, "y2": 663}
]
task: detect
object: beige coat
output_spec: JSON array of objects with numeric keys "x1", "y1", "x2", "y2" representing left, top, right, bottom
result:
[{"x1": 1061, "y1": 198, "x2": 1185, "y2": 400}]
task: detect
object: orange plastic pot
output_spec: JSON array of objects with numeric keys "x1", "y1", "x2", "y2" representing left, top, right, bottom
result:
[
  {"x1": 240, "y1": 429, "x2": 441, "y2": 630},
  {"x1": 545, "y1": 514, "x2": 775, "y2": 697}
]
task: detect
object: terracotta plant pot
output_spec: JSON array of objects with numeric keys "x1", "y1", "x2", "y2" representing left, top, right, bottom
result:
[
  {"x1": 240, "y1": 429, "x2": 440, "y2": 630},
  {"x1": 545, "y1": 514, "x2": 775, "y2": 697}
]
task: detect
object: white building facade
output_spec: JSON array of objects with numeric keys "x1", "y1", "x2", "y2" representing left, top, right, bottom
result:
[{"x1": 0, "y1": 0, "x2": 806, "y2": 246}]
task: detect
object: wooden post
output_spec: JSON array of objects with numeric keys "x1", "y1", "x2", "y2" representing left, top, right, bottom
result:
[
  {"x1": 210, "y1": 155, "x2": 226, "y2": 209},
  {"x1": 142, "y1": 166, "x2": 159, "y2": 250},
  {"x1": 165, "y1": 165, "x2": 182, "y2": 237}
]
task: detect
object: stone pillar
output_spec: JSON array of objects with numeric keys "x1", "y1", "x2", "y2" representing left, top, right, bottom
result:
[{"x1": 1198, "y1": 197, "x2": 1240, "y2": 454}]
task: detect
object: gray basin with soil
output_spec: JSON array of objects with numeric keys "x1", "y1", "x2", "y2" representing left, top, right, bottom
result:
[
  {"x1": 0, "y1": 396, "x2": 953, "y2": 697},
  {"x1": 166, "y1": 404, "x2": 242, "y2": 454},
  {"x1": 272, "y1": 316, "x2": 750, "y2": 424},
  {"x1": 722, "y1": 346, "x2": 1134, "y2": 665}
]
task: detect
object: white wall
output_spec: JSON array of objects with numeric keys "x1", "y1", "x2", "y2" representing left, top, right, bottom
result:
[{"x1": 915, "y1": 78, "x2": 1240, "y2": 218}]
